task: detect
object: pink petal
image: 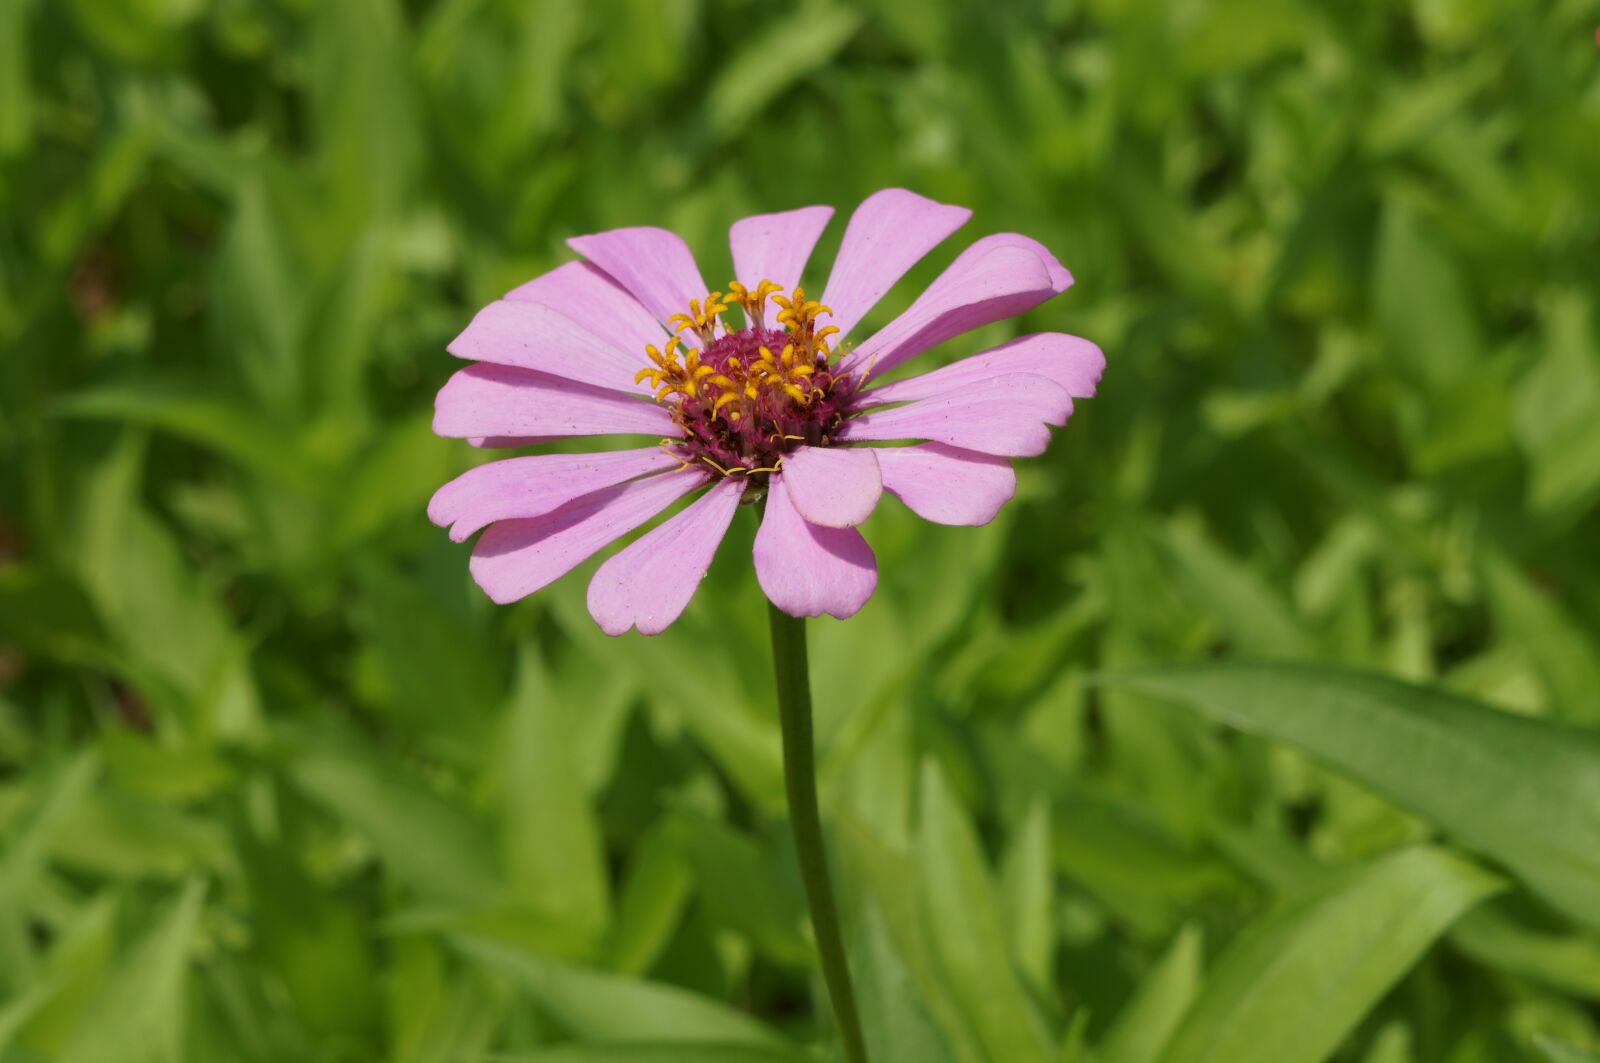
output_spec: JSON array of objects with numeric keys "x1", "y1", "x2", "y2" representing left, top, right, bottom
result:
[
  {"x1": 874, "y1": 444, "x2": 1016, "y2": 526},
  {"x1": 861, "y1": 333, "x2": 1106, "y2": 406},
  {"x1": 587, "y1": 477, "x2": 745, "y2": 636},
  {"x1": 433, "y1": 364, "x2": 674, "y2": 440},
  {"x1": 779, "y1": 445, "x2": 882, "y2": 528},
  {"x1": 753, "y1": 477, "x2": 877, "y2": 619},
  {"x1": 837, "y1": 372, "x2": 1073, "y2": 457},
  {"x1": 967, "y1": 233, "x2": 1073, "y2": 292},
  {"x1": 469, "y1": 436, "x2": 557, "y2": 449},
  {"x1": 730, "y1": 205, "x2": 834, "y2": 298},
  {"x1": 819, "y1": 189, "x2": 971, "y2": 341},
  {"x1": 469, "y1": 470, "x2": 708, "y2": 604},
  {"x1": 429, "y1": 447, "x2": 681, "y2": 543},
  {"x1": 566, "y1": 227, "x2": 710, "y2": 336},
  {"x1": 505, "y1": 261, "x2": 665, "y2": 358},
  {"x1": 448, "y1": 300, "x2": 651, "y2": 394},
  {"x1": 844, "y1": 234, "x2": 1072, "y2": 380}
]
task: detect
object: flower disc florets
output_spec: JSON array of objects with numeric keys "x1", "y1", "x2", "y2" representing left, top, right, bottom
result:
[{"x1": 637, "y1": 282, "x2": 856, "y2": 483}]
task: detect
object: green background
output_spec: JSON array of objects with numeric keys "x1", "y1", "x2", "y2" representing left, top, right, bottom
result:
[{"x1": 3, "y1": 0, "x2": 1599, "y2": 1060}]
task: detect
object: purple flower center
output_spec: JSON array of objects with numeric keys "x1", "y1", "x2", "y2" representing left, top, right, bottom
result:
[{"x1": 636, "y1": 282, "x2": 858, "y2": 483}]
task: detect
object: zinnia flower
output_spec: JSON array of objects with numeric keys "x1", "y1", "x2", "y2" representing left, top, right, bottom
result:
[{"x1": 428, "y1": 189, "x2": 1103, "y2": 635}]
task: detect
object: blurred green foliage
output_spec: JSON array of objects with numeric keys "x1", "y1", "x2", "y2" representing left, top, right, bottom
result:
[{"x1": 2, "y1": 0, "x2": 1599, "y2": 1060}]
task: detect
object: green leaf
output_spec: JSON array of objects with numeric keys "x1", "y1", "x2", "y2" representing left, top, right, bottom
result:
[
  {"x1": 287, "y1": 732, "x2": 503, "y2": 905},
  {"x1": 235, "y1": 821, "x2": 380, "y2": 1041},
  {"x1": 1050, "y1": 787, "x2": 1232, "y2": 939},
  {"x1": 0, "y1": 754, "x2": 98, "y2": 912},
  {"x1": 1373, "y1": 202, "x2": 1480, "y2": 387},
  {"x1": 855, "y1": 904, "x2": 955, "y2": 1063},
  {"x1": 1098, "y1": 924, "x2": 1203, "y2": 1063},
  {"x1": 668, "y1": 812, "x2": 808, "y2": 966},
  {"x1": 1059, "y1": 1011, "x2": 1091, "y2": 1063},
  {"x1": 1101, "y1": 663, "x2": 1600, "y2": 932},
  {"x1": 309, "y1": 0, "x2": 419, "y2": 223},
  {"x1": 353, "y1": 560, "x2": 504, "y2": 736},
  {"x1": 1161, "y1": 521, "x2": 1316, "y2": 658},
  {"x1": 490, "y1": 1045, "x2": 815, "y2": 1062},
  {"x1": 1527, "y1": 412, "x2": 1600, "y2": 519},
  {"x1": 605, "y1": 822, "x2": 695, "y2": 977},
  {"x1": 60, "y1": 880, "x2": 206, "y2": 1063},
  {"x1": 453, "y1": 937, "x2": 788, "y2": 1047},
  {"x1": 1479, "y1": 551, "x2": 1600, "y2": 724},
  {"x1": 1000, "y1": 798, "x2": 1055, "y2": 995},
  {"x1": 212, "y1": 175, "x2": 306, "y2": 411},
  {"x1": 1535, "y1": 1038, "x2": 1600, "y2": 1063},
  {"x1": 0, "y1": 977, "x2": 52, "y2": 1055},
  {"x1": 1157, "y1": 846, "x2": 1500, "y2": 1063},
  {"x1": 917, "y1": 761, "x2": 1054, "y2": 1063},
  {"x1": 0, "y1": 566, "x2": 109, "y2": 667},
  {"x1": 1450, "y1": 903, "x2": 1600, "y2": 1001},
  {"x1": 2, "y1": 894, "x2": 118, "y2": 1055},
  {"x1": 1358, "y1": 1023, "x2": 1414, "y2": 1063},
  {"x1": 0, "y1": 0, "x2": 33, "y2": 156},
  {"x1": 549, "y1": 593, "x2": 785, "y2": 813},
  {"x1": 500, "y1": 647, "x2": 610, "y2": 944},
  {"x1": 838, "y1": 815, "x2": 986, "y2": 1063},
  {"x1": 1514, "y1": 292, "x2": 1600, "y2": 518},
  {"x1": 706, "y1": 3, "x2": 863, "y2": 140},
  {"x1": 69, "y1": 434, "x2": 246, "y2": 716},
  {"x1": 54, "y1": 378, "x2": 320, "y2": 490},
  {"x1": 325, "y1": 413, "x2": 456, "y2": 550}
]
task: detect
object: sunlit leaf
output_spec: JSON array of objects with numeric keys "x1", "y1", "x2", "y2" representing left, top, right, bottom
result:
[
  {"x1": 60, "y1": 880, "x2": 206, "y2": 1063},
  {"x1": 855, "y1": 903, "x2": 955, "y2": 1063},
  {"x1": 453, "y1": 937, "x2": 789, "y2": 1047},
  {"x1": 1158, "y1": 847, "x2": 1499, "y2": 1063},
  {"x1": 917, "y1": 761, "x2": 1054, "y2": 1063},
  {"x1": 500, "y1": 647, "x2": 611, "y2": 944},
  {"x1": 1098, "y1": 924, "x2": 1203, "y2": 1063},
  {"x1": 1103, "y1": 663, "x2": 1600, "y2": 932},
  {"x1": 1534, "y1": 1037, "x2": 1600, "y2": 1063}
]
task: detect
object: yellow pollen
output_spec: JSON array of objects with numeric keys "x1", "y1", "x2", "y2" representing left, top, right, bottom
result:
[
  {"x1": 640, "y1": 279, "x2": 844, "y2": 469},
  {"x1": 727, "y1": 279, "x2": 783, "y2": 329}
]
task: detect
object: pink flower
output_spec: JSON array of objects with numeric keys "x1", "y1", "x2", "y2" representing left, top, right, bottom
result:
[{"x1": 429, "y1": 189, "x2": 1104, "y2": 635}]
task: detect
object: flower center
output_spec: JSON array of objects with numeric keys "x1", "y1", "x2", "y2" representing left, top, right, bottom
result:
[{"x1": 637, "y1": 281, "x2": 856, "y2": 480}]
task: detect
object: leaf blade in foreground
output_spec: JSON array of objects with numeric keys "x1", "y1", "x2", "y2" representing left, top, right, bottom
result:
[
  {"x1": 1158, "y1": 846, "x2": 1500, "y2": 1063},
  {"x1": 1101, "y1": 663, "x2": 1600, "y2": 930}
]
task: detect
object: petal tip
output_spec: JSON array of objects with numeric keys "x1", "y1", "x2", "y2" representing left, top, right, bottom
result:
[{"x1": 781, "y1": 447, "x2": 883, "y2": 528}]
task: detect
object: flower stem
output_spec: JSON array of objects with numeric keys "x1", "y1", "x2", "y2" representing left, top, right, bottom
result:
[{"x1": 767, "y1": 603, "x2": 869, "y2": 1063}]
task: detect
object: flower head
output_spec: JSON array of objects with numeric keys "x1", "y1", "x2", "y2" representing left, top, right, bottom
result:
[{"x1": 429, "y1": 189, "x2": 1104, "y2": 634}]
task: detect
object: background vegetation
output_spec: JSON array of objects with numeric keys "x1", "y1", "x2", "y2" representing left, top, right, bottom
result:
[{"x1": 2, "y1": 0, "x2": 1599, "y2": 1060}]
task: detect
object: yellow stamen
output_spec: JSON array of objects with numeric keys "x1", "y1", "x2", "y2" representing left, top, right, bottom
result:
[
  {"x1": 727, "y1": 278, "x2": 783, "y2": 329},
  {"x1": 640, "y1": 278, "x2": 839, "y2": 438}
]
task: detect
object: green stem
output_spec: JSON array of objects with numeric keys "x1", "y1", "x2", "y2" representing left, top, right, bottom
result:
[{"x1": 767, "y1": 603, "x2": 869, "y2": 1063}]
